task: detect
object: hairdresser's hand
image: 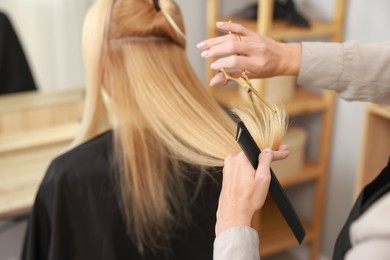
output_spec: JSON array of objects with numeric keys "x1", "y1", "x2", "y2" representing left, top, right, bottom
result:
[
  {"x1": 215, "y1": 146, "x2": 289, "y2": 236},
  {"x1": 197, "y1": 22, "x2": 302, "y2": 86}
]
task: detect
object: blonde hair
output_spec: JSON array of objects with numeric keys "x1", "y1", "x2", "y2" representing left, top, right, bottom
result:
[{"x1": 76, "y1": 0, "x2": 287, "y2": 254}]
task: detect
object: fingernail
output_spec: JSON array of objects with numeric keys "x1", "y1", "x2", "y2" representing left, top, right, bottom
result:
[
  {"x1": 264, "y1": 148, "x2": 272, "y2": 153},
  {"x1": 209, "y1": 77, "x2": 218, "y2": 86},
  {"x1": 196, "y1": 41, "x2": 206, "y2": 49},
  {"x1": 201, "y1": 50, "x2": 208, "y2": 57},
  {"x1": 210, "y1": 62, "x2": 217, "y2": 69},
  {"x1": 216, "y1": 22, "x2": 225, "y2": 27}
]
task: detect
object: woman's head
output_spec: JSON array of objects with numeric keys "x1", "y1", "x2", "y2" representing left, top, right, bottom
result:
[
  {"x1": 77, "y1": 0, "x2": 287, "y2": 254},
  {"x1": 107, "y1": 0, "x2": 185, "y2": 48},
  {"x1": 79, "y1": 0, "x2": 242, "y2": 165},
  {"x1": 78, "y1": 0, "x2": 187, "y2": 142}
]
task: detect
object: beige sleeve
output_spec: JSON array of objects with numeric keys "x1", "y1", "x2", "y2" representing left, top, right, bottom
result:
[
  {"x1": 213, "y1": 226, "x2": 260, "y2": 260},
  {"x1": 297, "y1": 41, "x2": 390, "y2": 105},
  {"x1": 345, "y1": 193, "x2": 390, "y2": 260}
]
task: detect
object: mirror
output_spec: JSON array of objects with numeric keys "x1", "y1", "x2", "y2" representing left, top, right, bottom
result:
[
  {"x1": 0, "y1": 0, "x2": 92, "y2": 94},
  {"x1": 0, "y1": 0, "x2": 91, "y2": 226},
  {"x1": 0, "y1": 0, "x2": 208, "y2": 95},
  {"x1": 0, "y1": 0, "x2": 208, "y2": 137}
]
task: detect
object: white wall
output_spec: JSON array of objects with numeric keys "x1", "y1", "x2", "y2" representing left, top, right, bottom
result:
[
  {"x1": 175, "y1": 0, "x2": 206, "y2": 81},
  {"x1": 1, "y1": 0, "x2": 389, "y2": 259}
]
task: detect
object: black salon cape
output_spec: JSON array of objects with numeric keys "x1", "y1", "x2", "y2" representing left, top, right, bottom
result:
[
  {"x1": 21, "y1": 131, "x2": 222, "y2": 260},
  {"x1": 332, "y1": 157, "x2": 390, "y2": 259},
  {"x1": 0, "y1": 11, "x2": 37, "y2": 94}
]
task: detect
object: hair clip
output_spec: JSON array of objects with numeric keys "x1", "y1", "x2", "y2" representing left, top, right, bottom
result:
[
  {"x1": 220, "y1": 68, "x2": 276, "y2": 113},
  {"x1": 153, "y1": 0, "x2": 161, "y2": 12}
]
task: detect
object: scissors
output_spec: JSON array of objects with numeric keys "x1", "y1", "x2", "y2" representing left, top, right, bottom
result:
[{"x1": 220, "y1": 68, "x2": 276, "y2": 113}]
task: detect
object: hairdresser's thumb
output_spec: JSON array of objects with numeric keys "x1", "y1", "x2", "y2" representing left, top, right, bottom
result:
[{"x1": 256, "y1": 148, "x2": 273, "y2": 176}]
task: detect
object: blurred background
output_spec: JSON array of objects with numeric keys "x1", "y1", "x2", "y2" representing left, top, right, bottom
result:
[{"x1": 0, "y1": 0, "x2": 389, "y2": 259}]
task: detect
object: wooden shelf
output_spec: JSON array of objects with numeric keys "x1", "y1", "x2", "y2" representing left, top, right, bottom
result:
[
  {"x1": 0, "y1": 123, "x2": 80, "y2": 218},
  {"x1": 218, "y1": 18, "x2": 338, "y2": 41},
  {"x1": 207, "y1": 0, "x2": 346, "y2": 258},
  {"x1": 0, "y1": 89, "x2": 83, "y2": 219},
  {"x1": 0, "y1": 144, "x2": 69, "y2": 218},
  {"x1": 260, "y1": 197, "x2": 313, "y2": 258},
  {"x1": 0, "y1": 88, "x2": 84, "y2": 113},
  {"x1": 0, "y1": 88, "x2": 84, "y2": 135},
  {"x1": 211, "y1": 86, "x2": 327, "y2": 116},
  {"x1": 0, "y1": 123, "x2": 79, "y2": 154},
  {"x1": 278, "y1": 161, "x2": 321, "y2": 188}
]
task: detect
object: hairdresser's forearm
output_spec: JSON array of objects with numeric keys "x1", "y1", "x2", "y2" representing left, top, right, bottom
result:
[{"x1": 298, "y1": 41, "x2": 390, "y2": 105}]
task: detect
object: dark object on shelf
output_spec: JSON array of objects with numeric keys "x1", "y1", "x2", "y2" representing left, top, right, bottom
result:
[
  {"x1": 274, "y1": 0, "x2": 310, "y2": 27},
  {"x1": 233, "y1": 0, "x2": 311, "y2": 28},
  {"x1": 0, "y1": 11, "x2": 37, "y2": 95}
]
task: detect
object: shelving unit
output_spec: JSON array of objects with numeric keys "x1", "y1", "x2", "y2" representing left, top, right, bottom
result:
[
  {"x1": 0, "y1": 123, "x2": 79, "y2": 218},
  {"x1": 206, "y1": 0, "x2": 347, "y2": 259},
  {"x1": 356, "y1": 104, "x2": 390, "y2": 196},
  {"x1": 260, "y1": 198, "x2": 314, "y2": 257}
]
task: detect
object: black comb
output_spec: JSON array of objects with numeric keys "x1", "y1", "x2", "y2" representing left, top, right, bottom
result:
[{"x1": 236, "y1": 121, "x2": 305, "y2": 244}]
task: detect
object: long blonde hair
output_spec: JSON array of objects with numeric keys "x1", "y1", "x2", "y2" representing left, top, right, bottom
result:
[{"x1": 76, "y1": 0, "x2": 287, "y2": 254}]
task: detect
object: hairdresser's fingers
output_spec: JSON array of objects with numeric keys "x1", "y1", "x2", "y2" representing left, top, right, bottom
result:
[
  {"x1": 201, "y1": 40, "x2": 249, "y2": 59},
  {"x1": 223, "y1": 152, "x2": 254, "y2": 178},
  {"x1": 209, "y1": 69, "x2": 256, "y2": 87},
  {"x1": 197, "y1": 33, "x2": 234, "y2": 50},
  {"x1": 215, "y1": 21, "x2": 254, "y2": 37},
  {"x1": 209, "y1": 69, "x2": 242, "y2": 86},
  {"x1": 197, "y1": 22, "x2": 253, "y2": 50},
  {"x1": 256, "y1": 148, "x2": 273, "y2": 178},
  {"x1": 209, "y1": 71, "x2": 228, "y2": 87},
  {"x1": 210, "y1": 55, "x2": 255, "y2": 72},
  {"x1": 272, "y1": 145, "x2": 289, "y2": 161},
  {"x1": 252, "y1": 148, "x2": 272, "y2": 208},
  {"x1": 279, "y1": 144, "x2": 289, "y2": 151},
  {"x1": 255, "y1": 149, "x2": 272, "y2": 189},
  {"x1": 272, "y1": 150, "x2": 289, "y2": 161}
]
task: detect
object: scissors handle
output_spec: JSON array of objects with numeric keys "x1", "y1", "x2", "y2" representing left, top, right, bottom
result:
[{"x1": 220, "y1": 68, "x2": 276, "y2": 113}]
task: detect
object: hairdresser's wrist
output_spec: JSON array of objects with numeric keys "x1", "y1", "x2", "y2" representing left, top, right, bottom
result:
[
  {"x1": 215, "y1": 209, "x2": 253, "y2": 236},
  {"x1": 282, "y1": 43, "x2": 302, "y2": 76}
]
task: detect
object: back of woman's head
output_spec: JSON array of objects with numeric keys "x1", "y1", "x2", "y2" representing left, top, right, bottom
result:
[
  {"x1": 80, "y1": 0, "x2": 245, "y2": 165},
  {"x1": 108, "y1": 0, "x2": 185, "y2": 48},
  {"x1": 78, "y1": 0, "x2": 186, "y2": 141},
  {"x1": 78, "y1": 0, "x2": 287, "y2": 255}
]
